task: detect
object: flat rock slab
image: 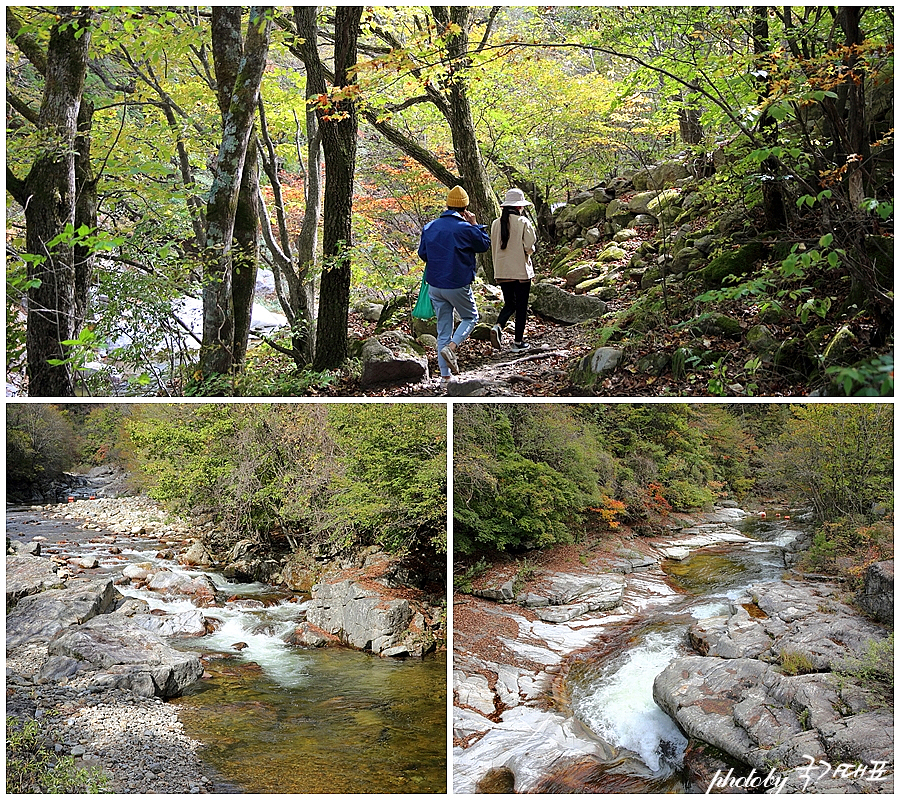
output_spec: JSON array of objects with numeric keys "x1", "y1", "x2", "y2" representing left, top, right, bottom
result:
[
  {"x1": 655, "y1": 523, "x2": 749, "y2": 559},
  {"x1": 454, "y1": 705, "x2": 614, "y2": 793},
  {"x1": 131, "y1": 610, "x2": 207, "y2": 638},
  {"x1": 531, "y1": 573, "x2": 627, "y2": 621},
  {"x1": 7, "y1": 578, "x2": 117, "y2": 648},
  {"x1": 45, "y1": 614, "x2": 203, "y2": 697},
  {"x1": 6, "y1": 555, "x2": 64, "y2": 605}
]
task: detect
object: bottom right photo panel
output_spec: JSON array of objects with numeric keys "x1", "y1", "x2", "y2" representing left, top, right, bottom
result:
[{"x1": 452, "y1": 402, "x2": 893, "y2": 794}]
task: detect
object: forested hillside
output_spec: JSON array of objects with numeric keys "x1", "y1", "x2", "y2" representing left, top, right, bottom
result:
[
  {"x1": 6, "y1": 6, "x2": 893, "y2": 396},
  {"x1": 454, "y1": 403, "x2": 893, "y2": 578},
  {"x1": 7, "y1": 403, "x2": 447, "y2": 566}
]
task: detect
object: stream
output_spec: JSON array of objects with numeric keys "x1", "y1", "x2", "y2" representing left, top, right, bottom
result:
[
  {"x1": 6, "y1": 504, "x2": 447, "y2": 794},
  {"x1": 563, "y1": 512, "x2": 807, "y2": 792}
]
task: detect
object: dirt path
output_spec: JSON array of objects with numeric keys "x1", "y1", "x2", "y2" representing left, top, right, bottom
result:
[{"x1": 375, "y1": 315, "x2": 600, "y2": 397}]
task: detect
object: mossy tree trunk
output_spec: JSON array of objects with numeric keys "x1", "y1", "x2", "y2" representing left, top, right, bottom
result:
[
  {"x1": 6, "y1": 8, "x2": 93, "y2": 397},
  {"x1": 200, "y1": 7, "x2": 272, "y2": 382}
]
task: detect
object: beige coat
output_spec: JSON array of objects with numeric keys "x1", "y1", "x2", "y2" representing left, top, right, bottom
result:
[{"x1": 490, "y1": 214, "x2": 536, "y2": 280}]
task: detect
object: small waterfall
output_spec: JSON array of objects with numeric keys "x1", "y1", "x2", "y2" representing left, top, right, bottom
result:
[{"x1": 570, "y1": 629, "x2": 687, "y2": 774}]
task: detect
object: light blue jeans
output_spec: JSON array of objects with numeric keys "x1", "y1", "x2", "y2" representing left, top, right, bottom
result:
[{"x1": 429, "y1": 284, "x2": 479, "y2": 377}]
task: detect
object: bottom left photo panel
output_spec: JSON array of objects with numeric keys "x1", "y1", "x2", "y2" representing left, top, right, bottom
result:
[{"x1": 6, "y1": 401, "x2": 448, "y2": 794}]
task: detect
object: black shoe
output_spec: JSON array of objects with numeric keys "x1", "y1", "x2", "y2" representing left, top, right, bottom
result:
[
  {"x1": 512, "y1": 341, "x2": 531, "y2": 351},
  {"x1": 490, "y1": 324, "x2": 503, "y2": 351}
]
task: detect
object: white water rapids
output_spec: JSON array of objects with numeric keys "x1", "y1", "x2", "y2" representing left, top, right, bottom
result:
[{"x1": 570, "y1": 629, "x2": 687, "y2": 773}]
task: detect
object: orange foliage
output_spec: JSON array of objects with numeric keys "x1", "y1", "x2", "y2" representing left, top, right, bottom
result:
[{"x1": 587, "y1": 497, "x2": 627, "y2": 530}]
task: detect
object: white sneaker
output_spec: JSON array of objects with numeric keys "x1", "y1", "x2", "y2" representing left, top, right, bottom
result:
[
  {"x1": 490, "y1": 324, "x2": 503, "y2": 350},
  {"x1": 512, "y1": 341, "x2": 532, "y2": 351},
  {"x1": 440, "y1": 344, "x2": 460, "y2": 374}
]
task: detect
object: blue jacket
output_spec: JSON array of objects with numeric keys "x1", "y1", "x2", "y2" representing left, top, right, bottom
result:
[{"x1": 418, "y1": 210, "x2": 491, "y2": 289}]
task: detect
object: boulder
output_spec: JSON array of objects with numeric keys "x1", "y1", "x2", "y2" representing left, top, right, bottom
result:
[
  {"x1": 9, "y1": 540, "x2": 41, "y2": 557},
  {"x1": 147, "y1": 569, "x2": 217, "y2": 606},
  {"x1": 122, "y1": 562, "x2": 156, "y2": 582},
  {"x1": 45, "y1": 613, "x2": 203, "y2": 697},
  {"x1": 564, "y1": 265, "x2": 594, "y2": 288},
  {"x1": 746, "y1": 324, "x2": 778, "y2": 355},
  {"x1": 180, "y1": 540, "x2": 212, "y2": 567},
  {"x1": 650, "y1": 161, "x2": 690, "y2": 187},
  {"x1": 596, "y1": 245, "x2": 627, "y2": 263},
  {"x1": 612, "y1": 228, "x2": 639, "y2": 243},
  {"x1": 530, "y1": 283, "x2": 607, "y2": 325},
  {"x1": 857, "y1": 560, "x2": 893, "y2": 624},
  {"x1": 6, "y1": 578, "x2": 118, "y2": 648},
  {"x1": 573, "y1": 347, "x2": 624, "y2": 377},
  {"x1": 131, "y1": 610, "x2": 208, "y2": 638},
  {"x1": 627, "y1": 190, "x2": 663, "y2": 214},
  {"x1": 306, "y1": 578, "x2": 413, "y2": 654},
  {"x1": 288, "y1": 622, "x2": 334, "y2": 648},
  {"x1": 688, "y1": 312, "x2": 743, "y2": 339},
  {"x1": 574, "y1": 199, "x2": 606, "y2": 229},
  {"x1": 701, "y1": 241, "x2": 766, "y2": 288},
  {"x1": 358, "y1": 332, "x2": 428, "y2": 388},
  {"x1": 645, "y1": 189, "x2": 681, "y2": 218},
  {"x1": 6, "y1": 555, "x2": 64, "y2": 605}
]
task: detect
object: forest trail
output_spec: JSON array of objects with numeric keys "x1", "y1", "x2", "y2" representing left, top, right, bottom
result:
[{"x1": 371, "y1": 312, "x2": 597, "y2": 398}]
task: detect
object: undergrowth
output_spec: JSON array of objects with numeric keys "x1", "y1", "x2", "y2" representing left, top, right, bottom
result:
[{"x1": 6, "y1": 716, "x2": 110, "y2": 794}]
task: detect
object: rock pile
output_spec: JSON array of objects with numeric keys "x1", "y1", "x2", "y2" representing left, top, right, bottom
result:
[{"x1": 653, "y1": 580, "x2": 894, "y2": 793}]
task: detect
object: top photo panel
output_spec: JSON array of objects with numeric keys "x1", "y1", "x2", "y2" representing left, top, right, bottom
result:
[{"x1": 7, "y1": 6, "x2": 893, "y2": 399}]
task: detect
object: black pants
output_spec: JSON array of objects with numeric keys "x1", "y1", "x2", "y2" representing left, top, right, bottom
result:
[{"x1": 497, "y1": 279, "x2": 531, "y2": 342}]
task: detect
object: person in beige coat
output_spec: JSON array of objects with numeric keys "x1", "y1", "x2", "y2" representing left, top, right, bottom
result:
[{"x1": 490, "y1": 188, "x2": 537, "y2": 351}]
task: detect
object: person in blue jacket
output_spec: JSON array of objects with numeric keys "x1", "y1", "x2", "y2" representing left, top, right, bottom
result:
[{"x1": 418, "y1": 185, "x2": 491, "y2": 385}]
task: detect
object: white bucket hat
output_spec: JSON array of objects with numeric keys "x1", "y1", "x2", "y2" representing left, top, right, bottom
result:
[{"x1": 499, "y1": 188, "x2": 532, "y2": 207}]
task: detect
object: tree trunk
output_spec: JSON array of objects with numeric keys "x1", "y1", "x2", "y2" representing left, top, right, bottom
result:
[
  {"x1": 211, "y1": 7, "x2": 262, "y2": 368},
  {"x1": 200, "y1": 7, "x2": 272, "y2": 381},
  {"x1": 73, "y1": 98, "x2": 96, "y2": 333},
  {"x1": 431, "y1": 6, "x2": 500, "y2": 282},
  {"x1": 752, "y1": 7, "x2": 786, "y2": 230},
  {"x1": 297, "y1": 6, "x2": 362, "y2": 372},
  {"x1": 677, "y1": 92, "x2": 703, "y2": 145},
  {"x1": 838, "y1": 6, "x2": 871, "y2": 208},
  {"x1": 10, "y1": 9, "x2": 93, "y2": 397},
  {"x1": 292, "y1": 91, "x2": 322, "y2": 365}
]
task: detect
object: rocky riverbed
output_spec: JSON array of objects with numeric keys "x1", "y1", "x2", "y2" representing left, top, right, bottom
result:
[
  {"x1": 453, "y1": 506, "x2": 894, "y2": 793},
  {"x1": 7, "y1": 494, "x2": 446, "y2": 793}
]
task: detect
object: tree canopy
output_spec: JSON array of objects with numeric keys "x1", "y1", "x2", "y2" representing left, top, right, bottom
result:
[{"x1": 453, "y1": 402, "x2": 892, "y2": 556}]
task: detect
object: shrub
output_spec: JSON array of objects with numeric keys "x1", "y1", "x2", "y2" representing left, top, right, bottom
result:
[
  {"x1": 779, "y1": 649, "x2": 815, "y2": 676},
  {"x1": 664, "y1": 479, "x2": 714, "y2": 511},
  {"x1": 454, "y1": 558, "x2": 490, "y2": 594},
  {"x1": 834, "y1": 634, "x2": 894, "y2": 698},
  {"x1": 6, "y1": 717, "x2": 110, "y2": 794}
]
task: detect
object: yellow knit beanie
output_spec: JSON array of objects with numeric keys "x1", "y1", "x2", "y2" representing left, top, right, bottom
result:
[{"x1": 446, "y1": 185, "x2": 469, "y2": 208}]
